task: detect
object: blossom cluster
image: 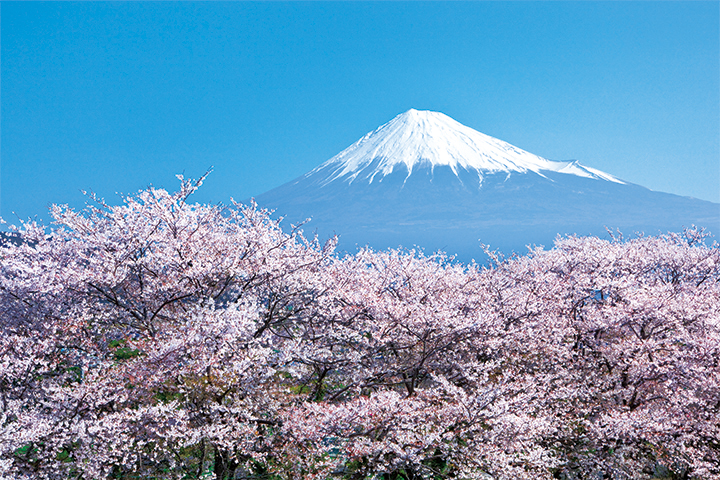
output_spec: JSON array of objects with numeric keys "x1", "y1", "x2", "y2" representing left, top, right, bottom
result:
[{"x1": 1, "y1": 176, "x2": 718, "y2": 479}]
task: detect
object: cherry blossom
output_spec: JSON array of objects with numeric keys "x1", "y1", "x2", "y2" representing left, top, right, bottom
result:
[{"x1": 0, "y1": 176, "x2": 717, "y2": 479}]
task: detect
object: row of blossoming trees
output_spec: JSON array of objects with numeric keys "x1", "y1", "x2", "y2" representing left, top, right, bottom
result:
[{"x1": 1, "y1": 176, "x2": 718, "y2": 480}]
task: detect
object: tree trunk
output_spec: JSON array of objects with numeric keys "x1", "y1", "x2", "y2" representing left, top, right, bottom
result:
[{"x1": 213, "y1": 446, "x2": 238, "y2": 480}]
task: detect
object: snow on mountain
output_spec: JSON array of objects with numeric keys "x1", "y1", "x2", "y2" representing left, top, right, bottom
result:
[
  {"x1": 312, "y1": 109, "x2": 624, "y2": 186},
  {"x1": 253, "y1": 110, "x2": 719, "y2": 262}
]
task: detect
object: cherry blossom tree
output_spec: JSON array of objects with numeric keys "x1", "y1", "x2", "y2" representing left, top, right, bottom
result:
[
  {"x1": 281, "y1": 232, "x2": 719, "y2": 480},
  {"x1": 1, "y1": 174, "x2": 718, "y2": 480},
  {"x1": 0, "y1": 175, "x2": 335, "y2": 479}
]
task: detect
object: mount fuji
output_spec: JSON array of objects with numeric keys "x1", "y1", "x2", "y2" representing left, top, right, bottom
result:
[{"x1": 253, "y1": 109, "x2": 719, "y2": 262}]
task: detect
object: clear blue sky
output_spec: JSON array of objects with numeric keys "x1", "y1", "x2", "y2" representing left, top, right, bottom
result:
[{"x1": 2, "y1": 1, "x2": 718, "y2": 225}]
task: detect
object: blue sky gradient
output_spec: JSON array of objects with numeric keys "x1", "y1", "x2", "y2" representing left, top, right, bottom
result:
[{"x1": 2, "y1": 1, "x2": 718, "y2": 225}]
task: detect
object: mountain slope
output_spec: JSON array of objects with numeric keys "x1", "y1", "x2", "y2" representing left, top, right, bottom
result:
[
  {"x1": 310, "y1": 109, "x2": 623, "y2": 186},
  {"x1": 253, "y1": 110, "x2": 719, "y2": 261}
]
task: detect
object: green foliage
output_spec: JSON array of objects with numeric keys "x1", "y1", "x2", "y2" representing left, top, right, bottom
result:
[
  {"x1": 14, "y1": 443, "x2": 35, "y2": 458},
  {"x1": 108, "y1": 339, "x2": 143, "y2": 360}
]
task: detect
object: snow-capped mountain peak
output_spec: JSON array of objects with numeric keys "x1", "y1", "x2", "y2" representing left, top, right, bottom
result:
[
  {"x1": 253, "y1": 109, "x2": 718, "y2": 262},
  {"x1": 312, "y1": 109, "x2": 624, "y2": 185}
]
